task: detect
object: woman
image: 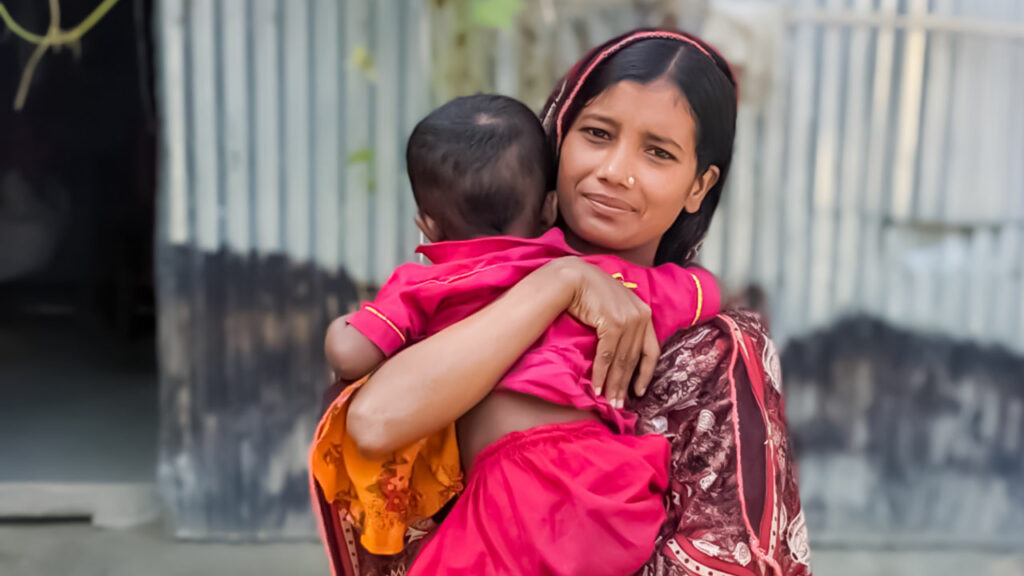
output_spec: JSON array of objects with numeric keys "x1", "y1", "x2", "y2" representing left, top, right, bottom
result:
[{"x1": 313, "y1": 29, "x2": 811, "y2": 576}]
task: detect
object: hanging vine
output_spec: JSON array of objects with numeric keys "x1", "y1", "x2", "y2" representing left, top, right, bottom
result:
[{"x1": 0, "y1": 0, "x2": 122, "y2": 110}]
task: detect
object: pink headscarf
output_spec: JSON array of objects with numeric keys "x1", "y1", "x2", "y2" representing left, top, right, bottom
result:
[{"x1": 539, "y1": 28, "x2": 737, "y2": 154}]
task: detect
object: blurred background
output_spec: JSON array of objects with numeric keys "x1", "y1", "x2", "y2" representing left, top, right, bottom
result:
[{"x1": 1, "y1": 0, "x2": 1022, "y2": 574}]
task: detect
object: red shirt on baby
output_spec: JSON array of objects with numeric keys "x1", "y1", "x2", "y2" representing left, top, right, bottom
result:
[{"x1": 346, "y1": 228, "x2": 719, "y2": 433}]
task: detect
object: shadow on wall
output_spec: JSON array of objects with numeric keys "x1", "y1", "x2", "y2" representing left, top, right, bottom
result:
[
  {"x1": 782, "y1": 316, "x2": 1024, "y2": 547},
  {"x1": 156, "y1": 247, "x2": 359, "y2": 539}
]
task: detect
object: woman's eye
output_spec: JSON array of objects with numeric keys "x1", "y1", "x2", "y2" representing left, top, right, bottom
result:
[
  {"x1": 649, "y1": 147, "x2": 676, "y2": 161},
  {"x1": 583, "y1": 127, "x2": 611, "y2": 140}
]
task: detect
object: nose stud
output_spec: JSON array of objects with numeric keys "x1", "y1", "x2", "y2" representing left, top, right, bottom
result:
[{"x1": 627, "y1": 176, "x2": 635, "y2": 187}]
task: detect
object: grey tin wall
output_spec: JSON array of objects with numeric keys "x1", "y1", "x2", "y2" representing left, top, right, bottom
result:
[
  {"x1": 158, "y1": 0, "x2": 430, "y2": 275},
  {"x1": 154, "y1": 0, "x2": 1024, "y2": 542}
]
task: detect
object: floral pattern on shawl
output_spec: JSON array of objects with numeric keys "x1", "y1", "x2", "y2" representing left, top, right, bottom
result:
[{"x1": 634, "y1": 311, "x2": 812, "y2": 576}]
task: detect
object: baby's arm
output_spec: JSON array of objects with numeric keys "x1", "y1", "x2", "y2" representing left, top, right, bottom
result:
[
  {"x1": 325, "y1": 314, "x2": 387, "y2": 381},
  {"x1": 323, "y1": 262, "x2": 434, "y2": 381}
]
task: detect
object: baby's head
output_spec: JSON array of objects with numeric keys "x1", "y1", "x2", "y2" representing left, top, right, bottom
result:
[{"x1": 407, "y1": 94, "x2": 556, "y2": 242}]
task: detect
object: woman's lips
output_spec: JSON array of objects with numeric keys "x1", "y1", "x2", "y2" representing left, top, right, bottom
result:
[{"x1": 582, "y1": 193, "x2": 635, "y2": 214}]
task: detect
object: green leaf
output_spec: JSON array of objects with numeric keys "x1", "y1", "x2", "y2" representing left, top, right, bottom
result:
[
  {"x1": 347, "y1": 45, "x2": 378, "y2": 83},
  {"x1": 347, "y1": 147, "x2": 374, "y2": 165},
  {"x1": 470, "y1": 0, "x2": 522, "y2": 30}
]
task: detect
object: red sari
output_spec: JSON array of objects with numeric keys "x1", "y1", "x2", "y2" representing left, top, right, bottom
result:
[{"x1": 310, "y1": 311, "x2": 812, "y2": 576}]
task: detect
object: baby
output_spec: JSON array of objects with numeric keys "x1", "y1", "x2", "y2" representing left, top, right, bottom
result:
[{"x1": 319, "y1": 93, "x2": 719, "y2": 574}]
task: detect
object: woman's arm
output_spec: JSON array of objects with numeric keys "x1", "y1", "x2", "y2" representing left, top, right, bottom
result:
[{"x1": 346, "y1": 257, "x2": 660, "y2": 458}]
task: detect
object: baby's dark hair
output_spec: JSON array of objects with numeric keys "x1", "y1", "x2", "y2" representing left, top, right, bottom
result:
[{"x1": 406, "y1": 94, "x2": 552, "y2": 239}]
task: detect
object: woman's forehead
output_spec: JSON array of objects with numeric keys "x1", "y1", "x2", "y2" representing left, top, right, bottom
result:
[
  {"x1": 580, "y1": 80, "x2": 695, "y2": 140},
  {"x1": 588, "y1": 78, "x2": 688, "y2": 109}
]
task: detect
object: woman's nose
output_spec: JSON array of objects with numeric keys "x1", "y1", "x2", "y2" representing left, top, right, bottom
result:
[{"x1": 595, "y1": 144, "x2": 634, "y2": 190}]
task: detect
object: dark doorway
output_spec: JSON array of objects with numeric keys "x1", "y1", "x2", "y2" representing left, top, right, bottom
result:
[{"x1": 0, "y1": 0, "x2": 159, "y2": 525}]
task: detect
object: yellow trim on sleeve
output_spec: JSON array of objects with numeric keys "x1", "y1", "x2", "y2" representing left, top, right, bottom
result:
[
  {"x1": 364, "y1": 305, "x2": 406, "y2": 343},
  {"x1": 611, "y1": 272, "x2": 638, "y2": 290},
  {"x1": 689, "y1": 273, "x2": 704, "y2": 327}
]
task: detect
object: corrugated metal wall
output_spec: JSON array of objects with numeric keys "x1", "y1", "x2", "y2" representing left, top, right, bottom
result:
[
  {"x1": 699, "y1": 0, "x2": 1024, "y2": 354},
  {"x1": 159, "y1": 0, "x2": 431, "y2": 281},
  {"x1": 155, "y1": 0, "x2": 1023, "y2": 539},
  {"x1": 161, "y1": 0, "x2": 1024, "y2": 352}
]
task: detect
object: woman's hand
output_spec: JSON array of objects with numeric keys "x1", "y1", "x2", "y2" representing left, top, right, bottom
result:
[{"x1": 555, "y1": 258, "x2": 660, "y2": 408}]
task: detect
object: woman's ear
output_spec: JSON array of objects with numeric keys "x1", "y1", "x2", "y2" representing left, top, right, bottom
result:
[
  {"x1": 684, "y1": 165, "x2": 720, "y2": 214},
  {"x1": 540, "y1": 191, "x2": 559, "y2": 229},
  {"x1": 415, "y1": 212, "x2": 444, "y2": 243}
]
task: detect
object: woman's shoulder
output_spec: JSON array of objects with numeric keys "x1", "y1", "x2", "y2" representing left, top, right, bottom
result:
[
  {"x1": 719, "y1": 309, "x2": 770, "y2": 337},
  {"x1": 642, "y1": 309, "x2": 781, "y2": 405},
  {"x1": 659, "y1": 309, "x2": 772, "y2": 359},
  {"x1": 715, "y1": 310, "x2": 780, "y2": 373}
]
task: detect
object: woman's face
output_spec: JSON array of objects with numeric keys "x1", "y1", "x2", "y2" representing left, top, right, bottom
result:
[{"x1": 557, "y1": 78, "x2": 718, "y2": 266}]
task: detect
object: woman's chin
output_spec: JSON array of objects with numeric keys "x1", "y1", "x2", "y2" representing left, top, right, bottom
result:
[{"x1": 575, "y1": 227, "x2": 638, "y2": 254}]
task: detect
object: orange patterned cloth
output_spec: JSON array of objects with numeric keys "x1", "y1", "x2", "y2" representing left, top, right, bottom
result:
[{"x1": 309, "y1": 378, "x2": 463, "y2": 555}]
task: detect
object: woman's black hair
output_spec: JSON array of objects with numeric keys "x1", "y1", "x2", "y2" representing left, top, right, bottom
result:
[{"x1": 555, "y1": 32, "x2": 737, "y2": 265}]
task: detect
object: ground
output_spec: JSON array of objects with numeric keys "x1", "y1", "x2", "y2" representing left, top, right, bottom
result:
[{"x1": 1, "y1": 521, "x2": 1022, "y2": 576}]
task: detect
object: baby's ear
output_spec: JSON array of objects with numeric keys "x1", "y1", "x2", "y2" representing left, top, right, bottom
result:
[
  {"x1": 540, "y1": 191, "x2": 559, "y2": 229},
  {"x1": 415, "y1": 211, "x2": 444, "y2": 243}
]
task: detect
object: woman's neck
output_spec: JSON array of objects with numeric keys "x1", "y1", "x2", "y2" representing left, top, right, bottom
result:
[{"x1": 561, "y1": 227, "x2": 658, "y2": 267}]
